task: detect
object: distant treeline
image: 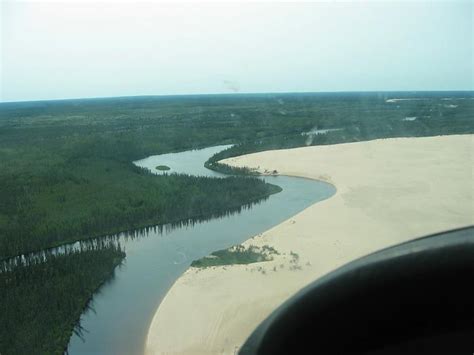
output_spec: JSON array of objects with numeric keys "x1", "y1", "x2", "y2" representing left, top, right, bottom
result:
[
  {"x1": 205, "y1": 94, "x2": 474, "y2": 174},
  {"x1": 0, "y1": 241, "x2": 125, "y2": 355}
]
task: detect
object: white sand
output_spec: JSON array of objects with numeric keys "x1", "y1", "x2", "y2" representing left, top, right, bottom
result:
[{"x1": 145, "y1": 135, "x2": 473, "y2": 355}]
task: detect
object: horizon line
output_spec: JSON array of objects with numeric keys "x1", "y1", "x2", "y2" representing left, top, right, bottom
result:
[{"x1": 1, "y1": 89, "x2": 473, "y2": 105}]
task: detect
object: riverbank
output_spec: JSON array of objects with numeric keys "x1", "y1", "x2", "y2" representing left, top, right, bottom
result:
[{"x1": 145, "y1": 134, "x2": 473, "y2": 354}]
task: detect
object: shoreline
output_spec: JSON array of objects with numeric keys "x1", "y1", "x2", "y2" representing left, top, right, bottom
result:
[
  {"x1": 145, "y1": 135, "x2": 473, "y2": 354},
  {"x1": 142, "y1": 173, "x2": 335, "y2": 347}
]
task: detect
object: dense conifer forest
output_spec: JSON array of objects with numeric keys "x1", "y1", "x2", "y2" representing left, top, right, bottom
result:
[
  {"x1": 0, "y1": 168, "x2": 279, "y2": 260},
  {"x1": 0, "y1": 241, "x2": 125, "y2": 355}
]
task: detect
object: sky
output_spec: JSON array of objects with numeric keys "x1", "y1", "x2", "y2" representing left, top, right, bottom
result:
[{"x1": 1, "y1": 0, "x2": 473, "y2": 102}]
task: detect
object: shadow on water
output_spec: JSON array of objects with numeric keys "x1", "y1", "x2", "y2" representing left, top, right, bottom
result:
[{"x1": 0, "y1": 194, "x2": 269, "y2": 273}]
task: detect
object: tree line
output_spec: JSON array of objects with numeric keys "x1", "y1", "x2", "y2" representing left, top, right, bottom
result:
[{"x1": 0, "y1": 241, "x2": 125, "y2": 355}]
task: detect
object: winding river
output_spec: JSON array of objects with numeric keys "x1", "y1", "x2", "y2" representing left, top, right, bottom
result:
[{"x1": 67, "y1": 145, "x2": 335, "y2": 355}]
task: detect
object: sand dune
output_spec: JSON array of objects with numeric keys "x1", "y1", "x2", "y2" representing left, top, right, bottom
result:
[{"x1": 145, "y1": 135, "x2": 473, "y2": 355}]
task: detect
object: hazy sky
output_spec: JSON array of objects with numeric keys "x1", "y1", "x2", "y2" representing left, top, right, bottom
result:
[{"x1": 1, "y1": 0, "x2": 472, "y2": 102}]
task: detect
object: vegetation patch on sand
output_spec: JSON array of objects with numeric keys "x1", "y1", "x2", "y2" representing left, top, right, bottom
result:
[
  {"x1": 191, "y1": 244, "x2": 279, "y2": 268},
  {"x1": 155, "y1": 165, "x2": 171, "y2": 171}
]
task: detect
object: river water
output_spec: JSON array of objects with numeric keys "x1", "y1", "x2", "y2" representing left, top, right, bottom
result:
[{"x1": 67, "y1": 145, "x2": 335, "y2": 355}]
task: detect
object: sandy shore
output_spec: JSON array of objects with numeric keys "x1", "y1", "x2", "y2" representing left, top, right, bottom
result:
[{"x1": 145, "y1": 135, "x2": 473, "y2": 355}]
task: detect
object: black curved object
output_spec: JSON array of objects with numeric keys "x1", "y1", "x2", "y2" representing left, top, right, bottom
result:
[{"x1": 240, "y1": 226, "x2": 474, "y2": 355}]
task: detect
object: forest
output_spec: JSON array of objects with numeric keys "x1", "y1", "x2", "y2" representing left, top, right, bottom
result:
[
  {"x1": 0, "y1": 166, "x2": 280, "y2": 260},
  {"x1": 0, "y1": 241, "x2": 125, "y2": 355}
]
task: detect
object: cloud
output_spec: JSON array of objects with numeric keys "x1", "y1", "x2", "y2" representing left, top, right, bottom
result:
[{"x1": 223, "y1": 80, "x2": 241, "y2": 93}]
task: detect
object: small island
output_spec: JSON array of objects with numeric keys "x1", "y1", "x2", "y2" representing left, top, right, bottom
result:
[{"x1": 155, "y1": 165, "x2": 171, "y2": 171}]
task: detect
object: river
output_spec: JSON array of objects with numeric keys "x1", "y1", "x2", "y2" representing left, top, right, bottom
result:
[{"x1": 67, "y1": 145, "x2": 335, "y2": 354}]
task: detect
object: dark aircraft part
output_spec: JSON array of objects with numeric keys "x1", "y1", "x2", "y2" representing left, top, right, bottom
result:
[{"x1": 240, "y1": 226, "x2": 474, "y2": 355}]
